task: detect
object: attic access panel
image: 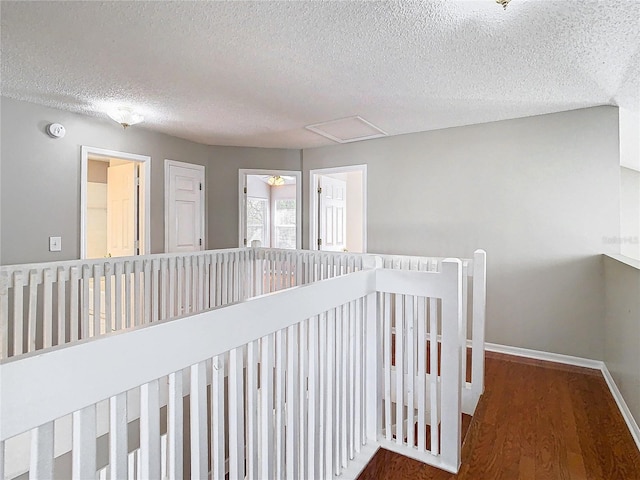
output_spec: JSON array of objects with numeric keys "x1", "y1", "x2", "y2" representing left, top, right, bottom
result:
[{"x1": 305, "y1": 116, "x2": 387, "y2": 143}]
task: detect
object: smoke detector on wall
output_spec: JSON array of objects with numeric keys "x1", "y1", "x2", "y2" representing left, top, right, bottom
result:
[{"x1": 46, "y1": 123, "x2": 66, "y2": 138}]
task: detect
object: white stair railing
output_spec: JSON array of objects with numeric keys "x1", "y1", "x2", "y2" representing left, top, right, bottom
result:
[
  {"x1": 0, "y1": 255, "x2": 474, "y2": 479},
  {"x1": 0, "y1": 248, "x2": 254, "y2": 358}
]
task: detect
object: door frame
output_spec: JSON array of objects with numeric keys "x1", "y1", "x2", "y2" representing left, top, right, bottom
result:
[
  {"x1": 238, "y1": 169, "x2": 302, "y2": 249},
  {"x1": 80, "y1": 146, "x2": 151, "y2": 259},
  {"x1": 164, "y1": 160, "x2": 206, "y2": 253},
  {"x1": 309, "y1": 164, "x2": 367, "y2": 252}
]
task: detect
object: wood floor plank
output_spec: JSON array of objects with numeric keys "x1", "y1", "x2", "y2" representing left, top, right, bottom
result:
[{"x1": 357, "y1": 352, "x2": 640, "y2": 480}]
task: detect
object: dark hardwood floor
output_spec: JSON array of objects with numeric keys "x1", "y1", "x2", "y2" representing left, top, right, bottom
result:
[{"x1": 358, "y1": 352, "x2": 640, "y2": 480}]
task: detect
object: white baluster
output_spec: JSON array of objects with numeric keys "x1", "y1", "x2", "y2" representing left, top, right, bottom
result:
[
  {"x1": 81, "y1": 265, "x2": 90, "y2": 338},
  {"x1": 260, "y1": 334, "x2": 274, "y2": 479},
  {"x1": 114, "y1": 262, "x2": 123, "y2": 331},
  {"x1": 144, "y1": 259, "x2": 152, "y2": 324},
  {"x1": 140, "y1": 379, "x2": 161, "y2": 480},
  {"x1": 110, "y1": 392, "x2": 128, "y2": 480},
  {"x1": 124, "y1": 262, "x2": 132, "y2": 328},
  {"x1": 30, "y1": 421, "x2": 55, "y2": 479},
  {"x1": 429, "y1": 297, "x2": 439, "y2": 455},
  {"x1": 417, "y1": 296, "x2": 427, "y2": 452},
  {"x1": 228, "y1": 348, "x2": 245, "y2": 479},
  {"x1": 177, "y1": 257, "x2": 185, "y2": 315},
  {"x1": 275, "y1": 329, "x2": 285, "y2": 478},
  {"x1": 0, "y1": 274, "x2": 9, "y2": 357},
  {"x1": 298, "y1": 318, "x2": 308, "y2": 476},
  {"x1": 307, "y1": 316, "x2": 320, "y2": 479},
  {"x1": 246, "y1": 341, "x2": 259, "y2": 480},
  {"x1": 27, "y1": 270, "x2": 38, "y2": 352},
  {"x1": 133, "y1": 260, "x2": 142, "y2": 325},
  {"x1": 211, "y1": 354, "x2": 226, "y2": 480},
  {"x1": 383, "y1": 293, "x2": 392, "y2": 441},
  {"x1": 190, "y1": 362, "x2": 208, "y2": 479},
  {"x1": 104, "y1": 263, "x2": 113, "y2": 333},
  {"x1": 406, "y1": 295, "x2": 415, "y2": 449},
  {"x1": 168, "y1": 257, "x2": 176, "y2": 317},
  {"x1": 395, "y1": 294, "x2": 404, "y2": 446},
  {"x1": 72, "y1": 405, "x2": 96, "y2": 480},
  {"x1": 56, "y1": 268, "x2": 66, "y2": 346},
  {"x1": 160, "y1": 258, "x2": 168, "y2": 321},
  {"x1": 42, "y1": 269, "x2": 53, "y2": 348},
  {"x1": 69, "y1": 267, "x2": 79, "y2": 342},
  {"x1": 151, "y1": 259, "x2": 160, "y2": 323},
  {"x1": 93, "y1": 265, "x2": 101, "y2": 336},
  {"x1": 167, "y1": 371, "x2": 183, "y2": 480}
]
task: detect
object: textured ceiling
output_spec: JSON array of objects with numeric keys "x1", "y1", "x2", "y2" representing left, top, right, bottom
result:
[{"x1": 1, "y1": 0, "x2": 639, "y2": 148}]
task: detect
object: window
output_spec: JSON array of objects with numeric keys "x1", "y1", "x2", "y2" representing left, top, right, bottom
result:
[
  {"x1": 274, "y1": 199, "x2": 296, "y2": 249},
  {"x1": 247, "y1": 197, "x2": 268, "y2": 247}
]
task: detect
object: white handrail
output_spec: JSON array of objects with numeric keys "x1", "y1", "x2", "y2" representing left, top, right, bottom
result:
[{"x1": 0, "y1": 269, "x2": 375, "y2": 442}]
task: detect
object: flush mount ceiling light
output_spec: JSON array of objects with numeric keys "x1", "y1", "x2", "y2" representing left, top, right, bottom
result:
[
  {"x1": 267, "y1": 175, "x2": 285, "y2": 186},
  {"x1": 305, "y1": 116, "x2": 387, "y2": 144},
  {"x1": 496, "y1": 0, "x2": 511, "y2": 9},
  {"x1": 106, "y1": 106, "x2": 144, "y2": 129}
]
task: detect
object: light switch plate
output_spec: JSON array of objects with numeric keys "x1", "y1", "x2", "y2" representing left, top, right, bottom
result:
[{"x1": 49, "y1": 236, "x2": 62, "y2": 252}]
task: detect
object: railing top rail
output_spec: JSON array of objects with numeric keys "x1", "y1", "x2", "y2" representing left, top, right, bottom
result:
[
  {"x1": 0, "y1": 247, "x2": 484, "y2": 275},
  {"x1": 0, "y1": 247, "x2": 251, "y2": 273},
  {"x1": 0, "y1": 268, "x2": 376, "y2": 441}
]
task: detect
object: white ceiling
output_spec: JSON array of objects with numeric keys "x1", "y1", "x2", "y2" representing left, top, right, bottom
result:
[{"x1": 1, "y1": 0, "x2": 639, "y2": 149}]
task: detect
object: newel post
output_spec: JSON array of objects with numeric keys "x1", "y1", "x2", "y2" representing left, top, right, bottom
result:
[
  {"x1": 471, "y1": 249, "x2": 487, "y2": 404},
  {"x1": 439, "y1": 258, "x2": 463, "y2": 473},
  {"x1": 364, "y1": 255, "x2": 383, "y2": 442}
]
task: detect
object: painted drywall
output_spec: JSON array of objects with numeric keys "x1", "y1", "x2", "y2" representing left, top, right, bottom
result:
[
  {"x1": 620, "y1": 167, "x2": 640, "y2": 260},
  {"x1": 604, "y1": 255, "x2": 640, "y2": 427},
  {"x1": 303, "y1": 107, "x2": 620, "y2": 359},
  {"x1": 620, "y1": 108, "x2": 640, "y2": 172},
  {"x1": 0, "y1": 97, "x2": 300, "y2": 264}
]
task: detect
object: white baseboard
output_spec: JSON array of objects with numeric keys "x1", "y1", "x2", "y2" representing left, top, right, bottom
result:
[
  {"x1": 600, "y1": 363, "x2": 640, "y2": 451},
  {"x1": 484, "y1": 342, "x2": 605, "y2": 370},
  {"x1": 485, "y1": 342, "x2": 640, "y2": 452}
]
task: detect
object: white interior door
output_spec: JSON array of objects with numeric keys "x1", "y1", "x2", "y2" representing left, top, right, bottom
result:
[
  {"x1": 319, "y1": 175, "x2": 347, "y2": 252},
  {"x1": 166, "y1": 162, "x2": 205, "y2": 253},
  {"x1": 107, "y1": 163, "x2": 138, "y2": 257}
]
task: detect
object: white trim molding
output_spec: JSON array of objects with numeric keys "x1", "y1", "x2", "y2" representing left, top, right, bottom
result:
[
  {"x1": 605, "y1": 253, "x2": 640, "y2": 270},
  {"x1": 600, "y1": 363, "x2": 640, "y2": 450},
  {"x1": 485, "y1": 342, "x2": 640, "y2": 452},
  {"x1": 80, "y1": 146, "x2": 151, "y2": 259},
  {"x1": 484, "y1": 342, "x2": 604, "y2": 370}
]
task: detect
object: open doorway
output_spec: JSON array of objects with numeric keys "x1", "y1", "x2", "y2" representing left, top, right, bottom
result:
[
  {"x1": 80, "y1": 146, "x2": 150, "y2": 259},
  {"x1": 310, "y1": 165, "x2": 367, "y2": 253},
  {"x1": 239, "y1": 169, "x2": 302, "y2": 249}
]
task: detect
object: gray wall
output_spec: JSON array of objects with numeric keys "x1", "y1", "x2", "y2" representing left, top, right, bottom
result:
[
  {"x1": 604, "y1": 256, "x2": 640, "y2": 425},
  {"x1": 302, "y1": 107, "x2": 621, "y2": 359},
  {"x1": 0, "y1": 97, "x2": 299, "y2": 264},
  {"x1": 620, "y1": 166, "x2": 640, "y2": 260}
]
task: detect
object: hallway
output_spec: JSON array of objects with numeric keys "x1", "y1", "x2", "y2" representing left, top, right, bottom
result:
[{"x1": 358, "y1": 352, "x2": 640, "y2": 479}]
